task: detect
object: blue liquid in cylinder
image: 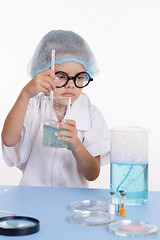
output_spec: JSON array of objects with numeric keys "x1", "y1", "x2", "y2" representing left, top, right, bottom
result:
[
  {"x1": 110, "y1": 162, "x2": 148, "y2": 205},
  {"x1": 43, "y1": 124, "x2": 68, "y2": 148}
]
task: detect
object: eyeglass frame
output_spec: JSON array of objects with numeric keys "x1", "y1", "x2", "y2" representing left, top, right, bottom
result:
[{"x1": 55, "y1": 71, "x2": 93, "y2": 88}]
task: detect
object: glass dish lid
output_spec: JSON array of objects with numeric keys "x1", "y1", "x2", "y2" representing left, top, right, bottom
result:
[
  {"x1": 69, "y1": 200, "x2": 108, "y2": 212},
  {"x1": 68, "y1": 211, "x2": 116, "y2": 226}
]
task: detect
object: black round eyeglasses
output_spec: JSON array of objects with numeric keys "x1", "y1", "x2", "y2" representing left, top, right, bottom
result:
[{"x1": 55, "y1": 71, "x2": 93, "y2": 88}]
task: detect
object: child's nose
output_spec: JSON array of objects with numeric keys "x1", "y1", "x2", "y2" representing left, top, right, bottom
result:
[{"x1": 65, "y1": 79, "x2": 75, "y2": 88}]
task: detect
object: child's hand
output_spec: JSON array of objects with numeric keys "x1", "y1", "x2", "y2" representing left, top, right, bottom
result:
[
  {"x1": 56, "y1": 119, "x2": 100, "y2": 181},
  {"x1": 22, "y1": 69, "x2": 58, "y2": 99},
  {"x1": 56, "y1": 119, "x2": 80, "y2": 151}
]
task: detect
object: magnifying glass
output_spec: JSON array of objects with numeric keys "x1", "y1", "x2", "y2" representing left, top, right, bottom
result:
[{"x1": 0, "y1": 216, "x2": 40, "y2": 236}]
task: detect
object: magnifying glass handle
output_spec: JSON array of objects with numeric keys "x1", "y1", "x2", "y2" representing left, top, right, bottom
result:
[{"x1": 0, "y1": 209, "x2": 16, "y2": 215}]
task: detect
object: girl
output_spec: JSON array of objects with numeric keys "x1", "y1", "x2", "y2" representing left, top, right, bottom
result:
[{"x1": 1, "y1": 30, "x2": 110, "y2": 187}]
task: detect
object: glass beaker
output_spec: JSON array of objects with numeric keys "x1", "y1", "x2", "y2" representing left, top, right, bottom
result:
[
  {"x1": 110, "y1": 127, "x2": 148, "y2": 206},
  {"x1": 41, "y1": 95, "x2": 71, "y2": 148}
]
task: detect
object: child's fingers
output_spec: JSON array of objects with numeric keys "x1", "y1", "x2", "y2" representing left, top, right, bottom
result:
[
  {"x1": 38, "y1": 69, "x2": 58, "y2": 87},
  {"x1": 62, "y1": 119, "x2": 76, "y2": 127},
  {"x1": 57, "y1": 136, "x2": 73, "y2": 144},
  {"x1": 58, "y1": 122, "x2": 76, "y2": 133},
  {"x1": 51, "y1": 77, "x2": 59, "y2": 90},
  {"x1": 41, "y1": 77, "x2": 53, "y2": 88},
  {"x1": 42, "y1": 69, "x2": 56, "y2": 79},
  {"x1": 56, "y1": 130, "x2": 73, "y2": 138},
  {"x1": 39, "y1": 85, "x2": 51, "y2": 95},
  {"x1": 37, "y1": 75, "x2": 58, "y2": 92}
]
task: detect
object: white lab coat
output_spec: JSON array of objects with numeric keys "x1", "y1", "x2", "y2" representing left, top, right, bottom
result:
[{"x1": 2, "y1": 94, "x2": 110, "y2": 187}]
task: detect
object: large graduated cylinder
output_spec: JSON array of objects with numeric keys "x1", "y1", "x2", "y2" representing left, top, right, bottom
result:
[{"x1": 110, "y1": 127, "x2": 148, "y2": 206}]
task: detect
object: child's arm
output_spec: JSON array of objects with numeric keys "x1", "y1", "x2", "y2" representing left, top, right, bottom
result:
[
  {"x1": 55, "y1": 119, "x2": 100, "y2": 181},
  {"x1": 1, "y1": 69, "x2": 58, "y2": 147},
  {"x1": 72, "y1": 139, "x2": 100, "y2": 181}
]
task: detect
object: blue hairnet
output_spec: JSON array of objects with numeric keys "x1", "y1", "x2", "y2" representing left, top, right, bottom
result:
[{"x1": 27, "y1": 30, "x2": 99, "y2": 78}]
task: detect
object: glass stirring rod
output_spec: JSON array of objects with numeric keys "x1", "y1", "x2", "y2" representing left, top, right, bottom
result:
[{"x1": 50, "y1": 49, "x2": 55, "y2": 125}]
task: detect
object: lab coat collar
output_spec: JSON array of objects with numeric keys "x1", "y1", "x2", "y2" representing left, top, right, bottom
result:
[{"x1": 69, "y1": 94, "x2": 92, "y2": 131}]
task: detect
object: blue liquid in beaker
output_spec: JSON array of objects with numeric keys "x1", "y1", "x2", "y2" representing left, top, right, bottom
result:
[
  {"x1": 43, "y1": 124, "x2": 68, "y2": 148},
  {"x1": 110, "y1": 162, "x2": 148, "y2": 205}
]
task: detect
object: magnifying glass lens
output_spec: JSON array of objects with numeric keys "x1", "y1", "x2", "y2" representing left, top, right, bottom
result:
[
  {"x1": 0, "y1": 216, "x2": 40, "y2": 236},
  {"x1": 0, "y1": 219, "x2": 36, "y2": 229}
]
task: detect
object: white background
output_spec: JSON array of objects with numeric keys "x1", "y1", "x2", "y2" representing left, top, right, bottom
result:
[{"x1": 0, "y1": 0, "x2": 160, "y2": 190}]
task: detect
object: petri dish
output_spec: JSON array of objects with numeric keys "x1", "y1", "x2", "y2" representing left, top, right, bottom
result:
[
  {"x1": 0, "y1": 216, "x2": 40, "y2": 236},
  {"x1": 69, "y1": 200, "x2": 108, "y2": 212},
  {"x1": 108, "y1": 220, "x2": 159, "y2": 237},
  {"x1": 68, "y1": 211, "x2": 116, "y2": 226}
]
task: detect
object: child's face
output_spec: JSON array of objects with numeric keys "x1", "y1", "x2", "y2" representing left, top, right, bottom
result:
[{"x1": 54, "y1": 62, "x2": 85, "y2": 104}]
